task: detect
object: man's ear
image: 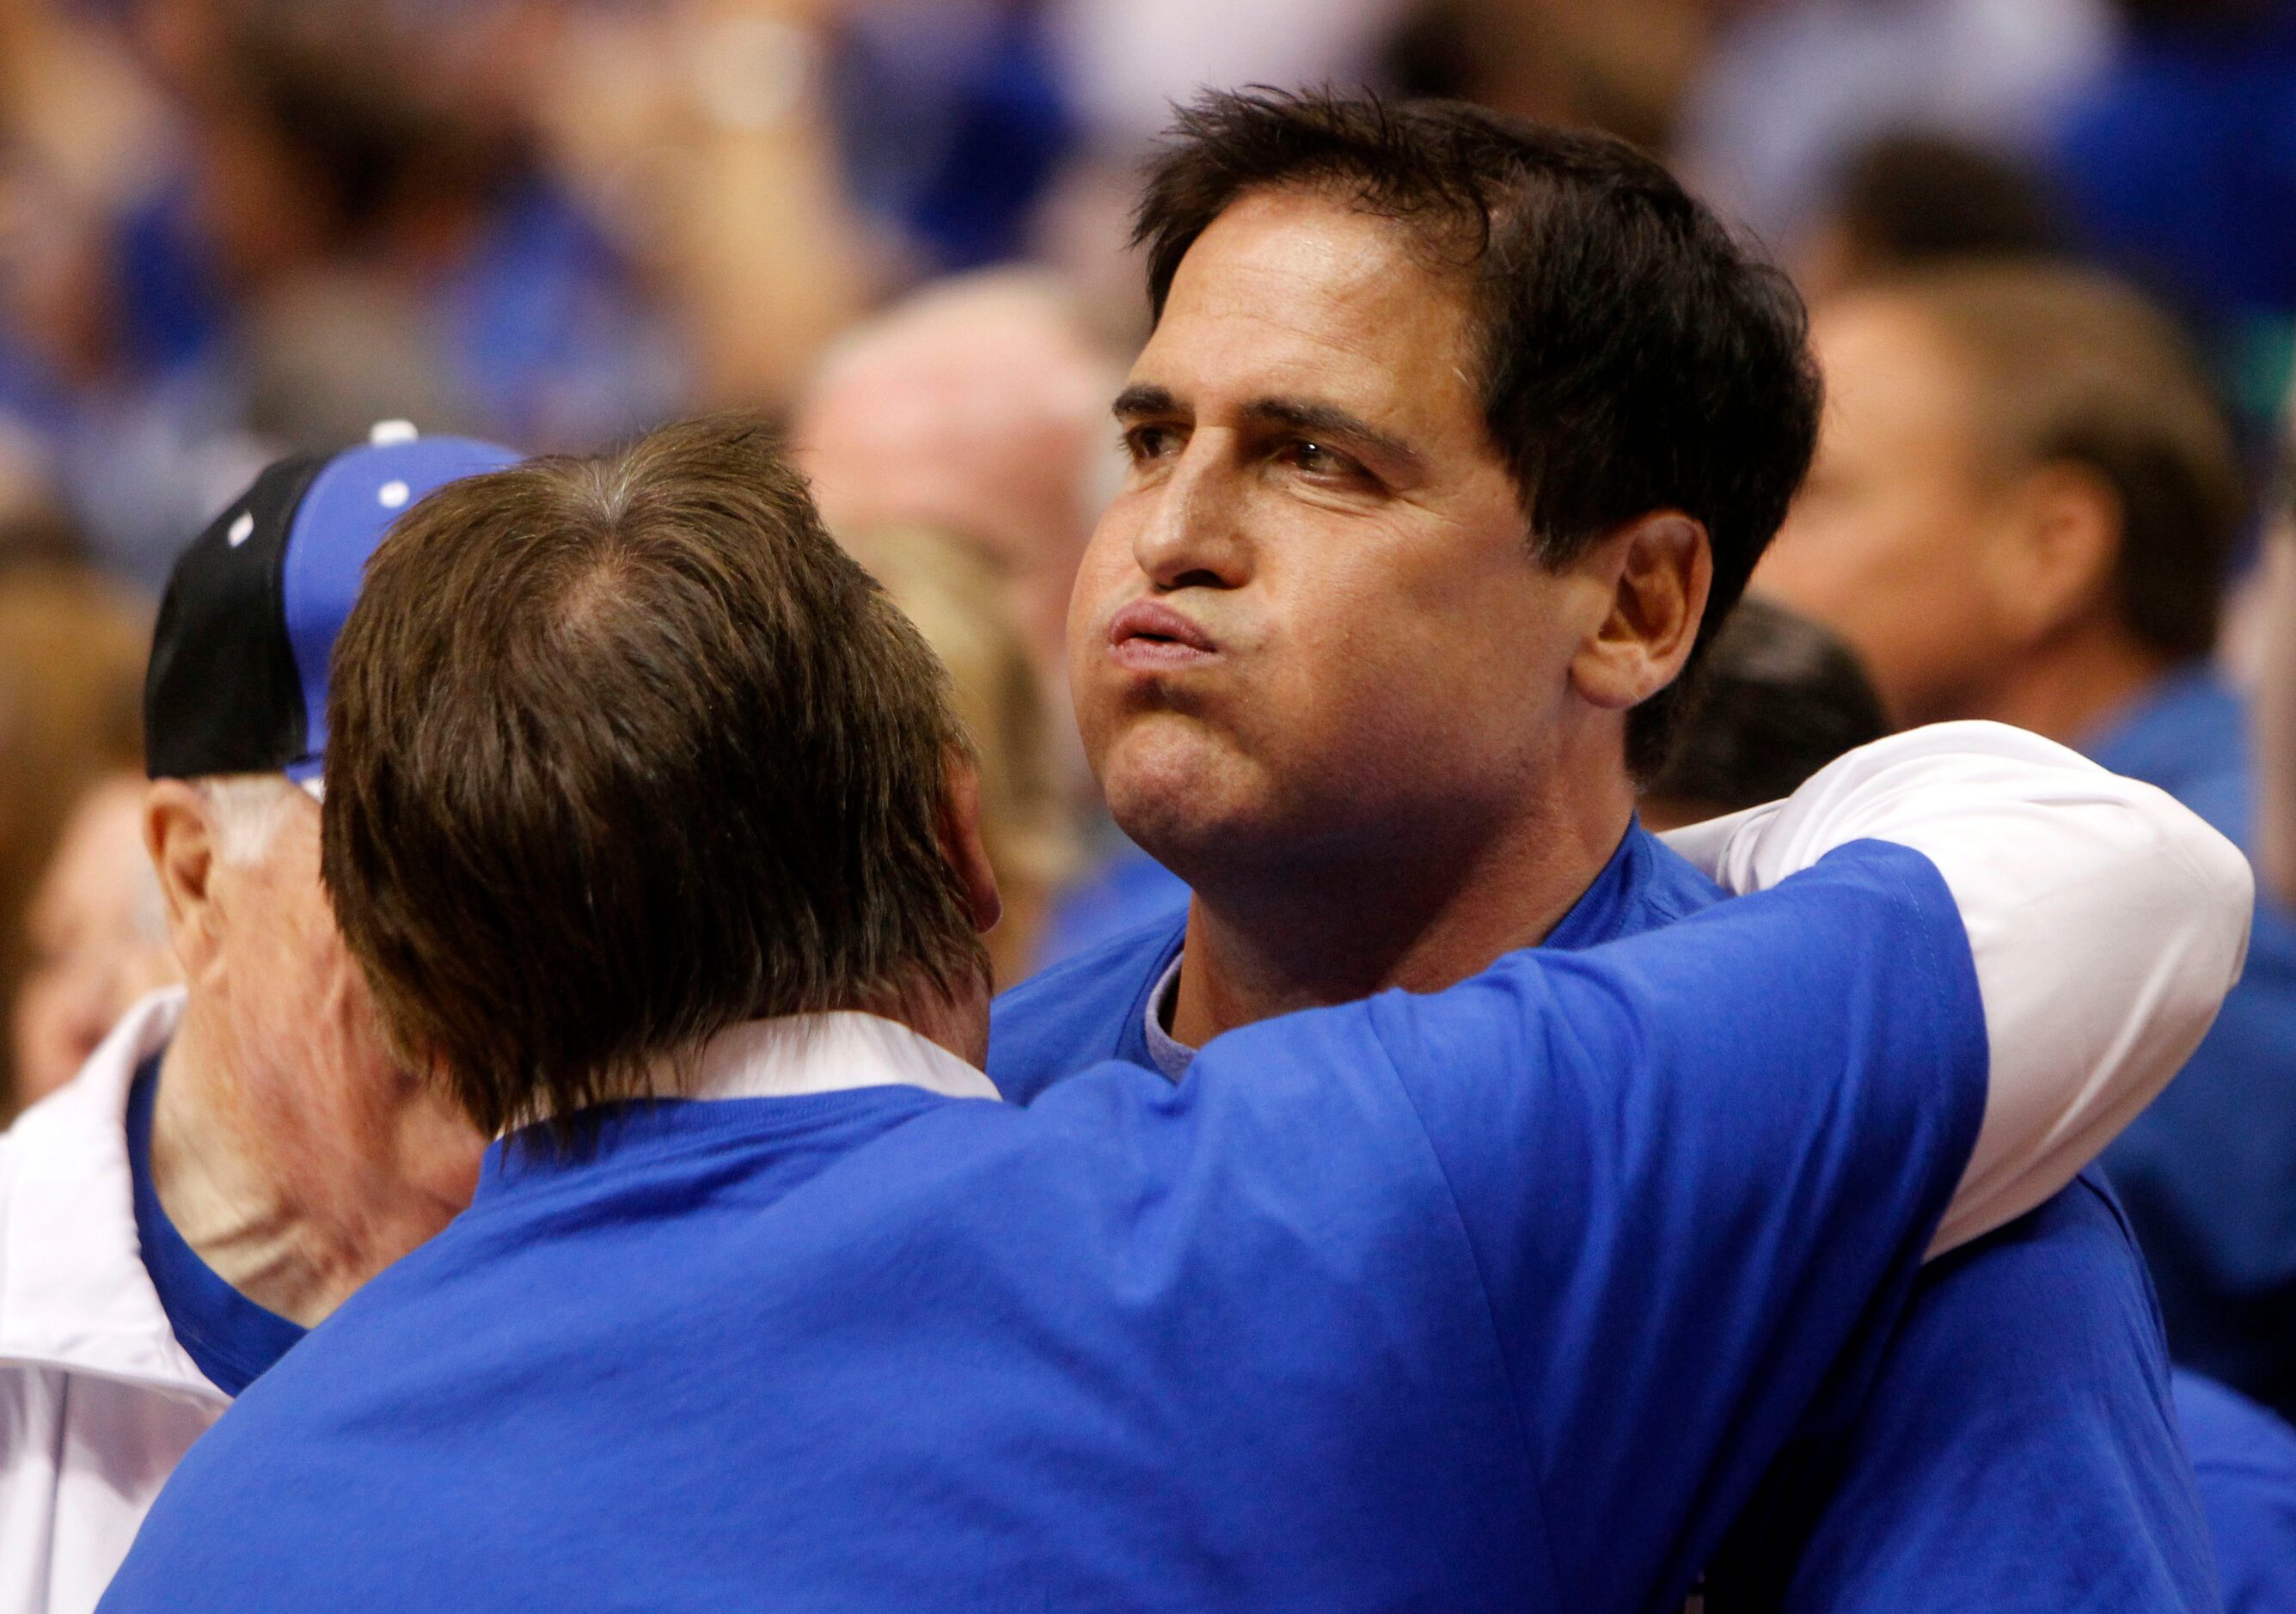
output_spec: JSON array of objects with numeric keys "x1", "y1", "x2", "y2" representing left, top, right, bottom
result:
[
  {"x1": 1570, "y1": 511, "x2": 1712, "y2": 712},
  {"x1": 935, "y1": 755, "x2": 1004, "y2": 937},
  {"x1": 1985, "y1": 462, "x2": 2120, "y2": 645},
  {"x1": 144, "y1": 779, "x2": 227, "y2": 984}
]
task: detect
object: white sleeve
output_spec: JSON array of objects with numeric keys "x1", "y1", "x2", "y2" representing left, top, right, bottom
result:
[{"x1": 1662, "y1": 720, "x2": 2252, "y2": 1255}]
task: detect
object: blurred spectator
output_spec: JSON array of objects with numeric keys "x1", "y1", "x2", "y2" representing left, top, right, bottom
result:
[
  {"x1": 1048, "y1": 0, "x2": 1405, "y2": 157},
  {"x1": 11, "y1": 771, "x2": 177, "y2": 1116},
  {"x1": 0, "y1": 0, "x2": 681, "y2": 585},
  {"x1": 2045, "y1": 0, "x2": 2296, "y2": 426},
  {"x1": 0, "y1": 559, "x2": 149, "y2": 1112},
  {"x1": 1760, "y1": 262, "x2": 2239, "y2": 731},
  {"x1": 528, "y1": 0, "x2": 874, "y2": 413},
  {"x1": 1383, "y1": 0, "x2": 1721, "y2": 152},
  {"x1": 1638, "y1": 598, "x2": 1892, "y2": 830},
  {"x1": 831, "y1": 0, "x2": 1074, "y2": 272},
  {"x1": 792, "y1": 271, "x2": 1187, "y2": 974},
  {"x1": 796, "y1": 271, "x2": 1117, "y2": 704},
  {"x1": 1679, "y1": 0, "x2": 2110, "y2": 252},
  {"x1": 1032, "y1": 0, "x2": 1411, "y2": 311},
  {"x1": 843, "y1": 522, "x2": 1078, "y2": 988},
  {"x1": 1760, "y1": 260, "x2": 2296, "y2": 1415},
  {"x1": 1795, "y1": 130, "x2": 2066, "y2": 303}
]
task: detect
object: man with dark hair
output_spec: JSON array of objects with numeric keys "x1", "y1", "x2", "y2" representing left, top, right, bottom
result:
[
  {"x1": 994, "y1": 91, "x2": 2223, "y2": 1608},
  {"x1": 101, "y1": 414, "x2": 2244, "y2": 1613},
  {"x1": 1760, "y1": 260, "x2": 2296, "y2": 1424}
]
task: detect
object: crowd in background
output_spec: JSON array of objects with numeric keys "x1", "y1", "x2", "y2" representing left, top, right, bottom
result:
[{"x1": 3, "y1": 0, "x2": 2296, "y2": 1435}]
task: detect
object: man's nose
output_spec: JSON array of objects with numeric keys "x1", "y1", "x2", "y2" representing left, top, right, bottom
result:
[{"x1": 1131, "y1": 443, "x2": 1250, "y2": 592}]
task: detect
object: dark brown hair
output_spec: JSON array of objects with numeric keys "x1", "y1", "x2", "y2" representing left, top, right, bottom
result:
[
  {"x1": 321, "y1": 416, "x2": 985, "y2": 1134},
  {"x1": 1134, "y1": 89, "x2": 1823, "y2": 776},
  {"x1": 1827, "y1": 131, "x2": 2064, "y2": 275},
  {"x1": 1882, "y1": 261, "x2": 2244, "y2": 660}
]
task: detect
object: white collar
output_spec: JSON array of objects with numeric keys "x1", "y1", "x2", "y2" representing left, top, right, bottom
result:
[
  {"x1": 0, "y1": 988, "x2": 227, "y2": 1403},
  {"x1": 654, "y1": 1012, "x2": 1003, "y2": 1105}
]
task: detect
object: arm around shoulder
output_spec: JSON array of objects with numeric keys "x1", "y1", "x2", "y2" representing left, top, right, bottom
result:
[{"x1": 1667, "y1": 720, "x2": 2252, "y2": 1252}]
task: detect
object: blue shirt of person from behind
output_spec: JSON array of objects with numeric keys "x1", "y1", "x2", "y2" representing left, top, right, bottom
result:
[
  {"x1": 104, "y1": 841, "x2": 1986, "y2": 1614},
  {"x1": 995, "y1": 821, "x2": 2218, "y2": 1611},
  {"x1": 2085, "y1": 667, "x2": 2296, "y2": 1421}
]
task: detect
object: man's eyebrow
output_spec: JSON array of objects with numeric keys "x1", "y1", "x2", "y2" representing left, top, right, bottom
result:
[
  {"x1": 1246, "y1": 397, "x2": 1428, "y2": 476},
  {"x1": 1112, "y1": 384, "x2": 1179, "y2": 420}
]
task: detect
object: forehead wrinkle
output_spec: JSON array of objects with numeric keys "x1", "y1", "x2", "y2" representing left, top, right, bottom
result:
[{"x1": 1143, "y1": 199, "x2": 1485, "y2": 451}]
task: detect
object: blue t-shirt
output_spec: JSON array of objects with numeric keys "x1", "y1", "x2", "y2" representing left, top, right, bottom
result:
[
  {"x1": 2085, "y1": 669, "x2": 2296, "y2": 1419},
  {"x1": 2176, "y1": 1371, "x2": 2296, "y2": 1614},
  {"x1": 1709, "y1": 1177, "x2": 2214, "y2": 1611},
  {"x1": 104, "y1": 842, "x2": 1981, "y2": 1614},
  {"x1": 998, "y1": 823, "x2": 2215, "y2": 1611},
  {"x1": 125, "y1": 1057, "x2": 307, "y2": 1397},
  {"x1": 996, "y1": 822, "x2": 1711, "y2": 1090}
]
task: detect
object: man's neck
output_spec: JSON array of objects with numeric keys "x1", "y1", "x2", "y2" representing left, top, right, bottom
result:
[
  {"x1": 150, "y1": 1012, "x2": 470, "y2": 1328},
  {"x1": 1169, "y1": 776, "x2": 1636, "y2": 1048},
  {"x1": 1962, "y1": 620, "x2": 2175, "y2": 750}
]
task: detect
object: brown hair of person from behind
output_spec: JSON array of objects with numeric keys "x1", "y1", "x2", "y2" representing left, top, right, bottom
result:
[
  {"x1": 321, "y1": 416, "x2": 988, "y2": 1138},
  {"x1": 841, "y1": 523, "x2": 1079, "y2": 990},
  {"x1": 0, "y1": 561, "x2": 149, "y2": 1118}
]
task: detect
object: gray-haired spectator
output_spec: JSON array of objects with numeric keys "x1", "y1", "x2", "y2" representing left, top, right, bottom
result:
[{"x1": 0, "y1": 427, "x2": 514, "y2": 1614}]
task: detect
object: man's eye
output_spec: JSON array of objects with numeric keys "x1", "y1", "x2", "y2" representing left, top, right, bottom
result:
[
  {"x1": 1283, "y1": 439, "x2": 1360, "y2": 479},
  {"x1": 1123, "y1": 425, "x2": 1180, "y2": 462}
]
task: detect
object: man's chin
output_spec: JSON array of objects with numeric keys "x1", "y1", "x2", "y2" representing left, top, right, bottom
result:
[{"x1": 1103, "y1": 757, "x2": 1281, "y2": 881}]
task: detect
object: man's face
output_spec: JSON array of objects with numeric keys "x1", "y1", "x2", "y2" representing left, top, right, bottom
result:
[
  {"x1": 13, "y1": 776, "x2": 179, "y2": 1112},
  {"x1": 215, "y1": 791, "x2": 477, "y2": 1210},
  {"x1": 1755, "y1": 296, "x2": 2016, "y2": 724},
  {"x1": 1070, "y1": 188, "x2": 1608, "y2": 879}
]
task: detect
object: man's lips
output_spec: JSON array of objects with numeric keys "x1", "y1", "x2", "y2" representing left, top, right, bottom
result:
[{"x1": 1107, "y1": 599, "x2": 1218, "y2": 669}]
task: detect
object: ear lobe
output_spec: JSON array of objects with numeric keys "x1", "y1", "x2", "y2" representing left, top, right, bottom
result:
[
  {"x1": 1989, "y1": 463, "x2": 2120, "y2": 643},
  {"x1": 934, "y1": 755, "x2": 1004, "y2": 937},
  {"x1": 1571, "y1": 511, "x2": 1713, "y2": 712},
  {"x1": 144, "y1": 780, "x2": 226, "y2": 983}
]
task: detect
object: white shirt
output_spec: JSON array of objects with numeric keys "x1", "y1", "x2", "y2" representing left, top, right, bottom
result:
[
  {"x1": 1668, "y1": 720, "x2": 2252, "y2": 1253},
  {"x1": 671, "y1": 1012, "x2": 1001, "y2": 1104},
  {"x1": 0, "y1": 990, "x2": 226, "y2": 1614}
]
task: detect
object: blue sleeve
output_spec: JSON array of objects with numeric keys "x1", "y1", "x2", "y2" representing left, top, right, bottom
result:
[
  {"x1": 1707, "y1": 1176, "x2": 2219, "y2": 1613},
  {"x1": 1359, "y1": 838, "x2": 1990, "y2": 1598}
]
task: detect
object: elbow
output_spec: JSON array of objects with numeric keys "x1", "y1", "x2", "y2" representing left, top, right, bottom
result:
[{"x1": 2156, "y1": 798, "x2": 2255, "y2": 1013}]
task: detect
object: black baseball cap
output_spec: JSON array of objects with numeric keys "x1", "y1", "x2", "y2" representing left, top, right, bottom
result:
[{"x1": 145, "y1": 423, "x2": 522, "y2": 788}]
